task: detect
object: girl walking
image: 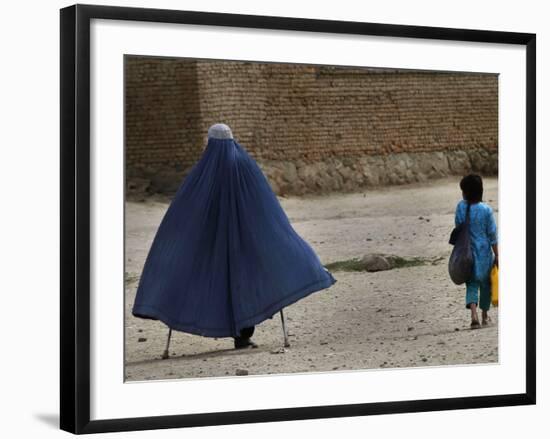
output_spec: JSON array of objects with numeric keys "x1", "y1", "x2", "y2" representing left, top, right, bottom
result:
[{"x1": 454, "y1": 174, "x2": 498, "y2": 329}]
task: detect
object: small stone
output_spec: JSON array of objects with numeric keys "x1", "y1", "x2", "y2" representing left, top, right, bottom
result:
[
  {"x1": 407, "y1": 327, "x2": 414, "y2": 331},
  {"x1": 421, "y1": 358, "x2": 428, "y2": 362},
  {"x1": 454, "y1": 327, "x2": 460, "y2": 332},
  {"x1": 138, "y1": 337, "x2": 147, "y2": 342},
  {"x1": 235, "y1": 369, "x2": 249, "y2": 376},
  {"x1": 270, "y1": 347, "x2": 286, "y2": 354}
]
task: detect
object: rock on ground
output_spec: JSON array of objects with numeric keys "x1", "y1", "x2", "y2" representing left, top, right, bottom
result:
[{"x1": 360, "y1": 254, "x2": 393, "y2": 272}]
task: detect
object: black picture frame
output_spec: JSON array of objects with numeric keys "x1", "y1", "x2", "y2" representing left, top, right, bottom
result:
[{"x1": 60, "y1": 4, "x2": 536, "y2": 434}]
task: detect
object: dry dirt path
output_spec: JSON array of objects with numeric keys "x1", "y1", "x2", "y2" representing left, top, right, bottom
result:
[{"x1": 124, "y1": 177, "x2": 498, "y2": 381}]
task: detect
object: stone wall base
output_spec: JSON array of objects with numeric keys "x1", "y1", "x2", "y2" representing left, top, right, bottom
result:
[
  {"x1": 261, "y1": 148, "x2": 497, "y2": 196},
  {"x1": 126, "y1": 148, "x2": 497, "y2": 198}
]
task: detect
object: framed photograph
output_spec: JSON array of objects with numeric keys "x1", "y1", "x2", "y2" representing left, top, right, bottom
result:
[{"x1": 60, "y1": 4, "x2": 536, "y2": 434}]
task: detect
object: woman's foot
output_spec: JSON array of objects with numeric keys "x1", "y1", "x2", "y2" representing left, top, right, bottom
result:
[
  {"x1": 233, "y1": 326, "x2": 257, "y2": 349},
  {"x1": 470, "y1": 319, "x2": 481, "y2": 329},
  {"x1": 234, "y1": 338, "x2": 258, "y2": 349}
]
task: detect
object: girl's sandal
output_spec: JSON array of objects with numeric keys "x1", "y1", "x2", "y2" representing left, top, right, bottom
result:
[
  {"x1": 482, "y1": 317, "x2": 492, "y2": 326},
  {"x1": 470, "y1": 320, "x2": 481, "y2": 329}
]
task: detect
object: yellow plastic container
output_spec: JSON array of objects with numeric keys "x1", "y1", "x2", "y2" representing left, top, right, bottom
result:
[{"x1": 491, "y1": 265, "x2": 499, "y2": 307}]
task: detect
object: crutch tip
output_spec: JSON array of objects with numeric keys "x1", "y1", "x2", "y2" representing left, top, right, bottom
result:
[
  {"x1": 161, "y1": 350, "x2": 170, "y2": 360},
  {"x1": 284, "y1": 342, "x2": 290, "y2": 348}
]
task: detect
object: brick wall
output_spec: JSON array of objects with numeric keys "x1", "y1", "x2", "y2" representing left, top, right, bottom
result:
[
  {"x1": 125, "y1": 57, "x2": 203, "y2": 173},
  {"x1": 125, "y1": 56, "x2": 497, "y2": 194}
]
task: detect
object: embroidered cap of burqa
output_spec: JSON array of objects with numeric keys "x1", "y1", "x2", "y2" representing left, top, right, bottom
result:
[{"x1": 132, "y1": 123, "x2": 336, "y2": 337}]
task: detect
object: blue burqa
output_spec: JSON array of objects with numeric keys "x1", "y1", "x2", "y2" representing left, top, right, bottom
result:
[{"x1": 132, "y1": 128, "x2": 336, "y2": 337}]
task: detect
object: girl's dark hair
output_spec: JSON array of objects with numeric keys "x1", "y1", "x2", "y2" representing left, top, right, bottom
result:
[{"x1": 460, "y1": 174, "x2": 483, "y2": 203}]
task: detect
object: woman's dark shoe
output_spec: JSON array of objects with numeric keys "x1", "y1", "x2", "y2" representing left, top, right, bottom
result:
[
  {"x1": 234, "y1": 338, "x2": 258, "y2": 349},
  {"x1": 470, "y1": 319, "x2": 481, "y2": 329}
]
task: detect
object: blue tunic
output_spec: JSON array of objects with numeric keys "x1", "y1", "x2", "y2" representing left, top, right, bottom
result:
[
  {"x1": 132, "y1": 137, "x2": 336, "y2": 337},
  {"x1": 454, "y1": 200, "x2": 498, "y2": 282}
]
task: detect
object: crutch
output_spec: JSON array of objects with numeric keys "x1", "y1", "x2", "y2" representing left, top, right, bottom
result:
[
  {"x1": 280, "y1": 309, "x2": 290, "y2": 348},
  {"x1": 161, "y1": 327, "x2": 172, "y2": 359}
]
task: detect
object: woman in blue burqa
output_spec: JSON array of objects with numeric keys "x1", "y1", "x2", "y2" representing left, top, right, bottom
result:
[{"x1": 132, "y1": 123, "x2": 336, "y2": 351}]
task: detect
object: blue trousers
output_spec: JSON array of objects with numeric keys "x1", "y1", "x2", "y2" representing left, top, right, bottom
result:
[{"x1": 465, "y1": 278, "x2": 491, "y2": 311}]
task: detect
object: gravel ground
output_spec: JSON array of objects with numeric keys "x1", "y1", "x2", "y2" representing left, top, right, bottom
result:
[{"x1": 124, "y1": 177, "x2": 498, "y2": 381}]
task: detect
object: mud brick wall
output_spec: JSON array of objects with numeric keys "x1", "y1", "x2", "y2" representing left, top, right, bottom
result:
[
  {"x1": 125, "y1": 57, "x2": 203, "y2": 175},
  {"x1": 125, "y1": 56, "x2": 498, "y2": 195}
]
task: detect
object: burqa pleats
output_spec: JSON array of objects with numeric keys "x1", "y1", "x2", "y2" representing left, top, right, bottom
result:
[{"x1": 132, "y1": 138, "x2": 336, "y2": 337}]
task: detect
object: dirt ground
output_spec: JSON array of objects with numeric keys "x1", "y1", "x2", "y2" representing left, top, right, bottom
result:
[{"x1": 124, "y1": 177, "x2": 498, "y2": 381}]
